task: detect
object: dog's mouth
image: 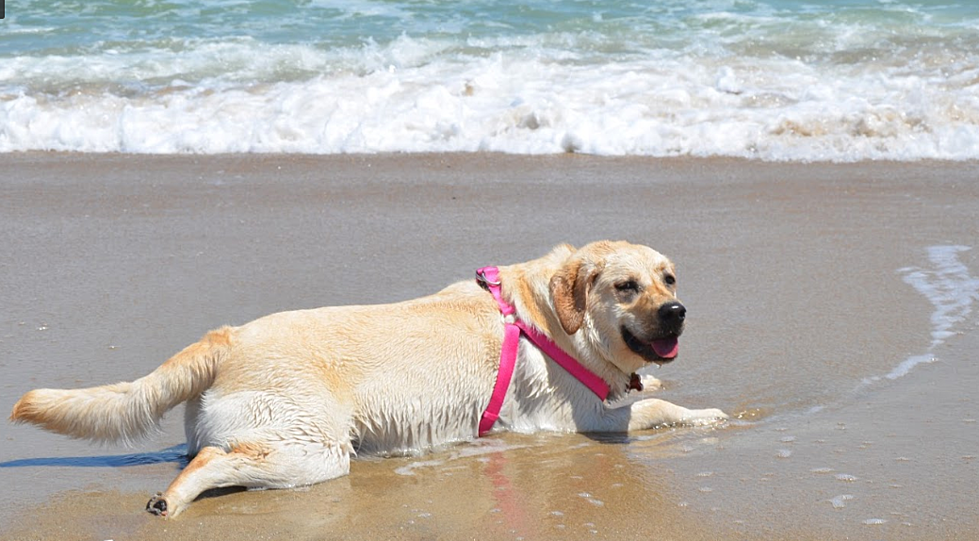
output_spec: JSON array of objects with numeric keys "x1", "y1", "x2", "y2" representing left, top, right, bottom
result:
[{"x1": 622, "y1": 327, "x2": 680, "y2": 365}]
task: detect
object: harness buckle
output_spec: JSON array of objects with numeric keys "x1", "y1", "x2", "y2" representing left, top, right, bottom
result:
[{"x1": 476, "y1": 269, "x2": 501, "y2": 286}]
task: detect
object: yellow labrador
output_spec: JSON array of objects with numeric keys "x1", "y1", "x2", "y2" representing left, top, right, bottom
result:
[{"x1": 11, "y1": 240, "x2": 726, "y2": 517}]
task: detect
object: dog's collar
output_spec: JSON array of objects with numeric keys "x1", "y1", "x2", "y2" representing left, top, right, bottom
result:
[{"x1": 475, "y1": 266, "x2": 611, "y2": 436}]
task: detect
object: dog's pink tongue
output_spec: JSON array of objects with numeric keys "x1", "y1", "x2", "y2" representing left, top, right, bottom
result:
[{"x1": 651, "y1": 337, "x2": 679, "y2": 359}]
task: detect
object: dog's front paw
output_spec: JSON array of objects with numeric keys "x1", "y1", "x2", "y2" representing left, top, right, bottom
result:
[
  {"x1": 682, "y1": 408, "x2": 728, "y2": 427},
  {"x1": 146, "y1": 493, "x2": 170, "y2": 517},
  {"x1": 639, "y1": 374, "x2": 663, "y2": 391}
]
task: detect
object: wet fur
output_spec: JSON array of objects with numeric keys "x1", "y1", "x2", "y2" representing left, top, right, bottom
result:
[{"x1": 10, "y1": 240, "x2": 726, "y2": 517}]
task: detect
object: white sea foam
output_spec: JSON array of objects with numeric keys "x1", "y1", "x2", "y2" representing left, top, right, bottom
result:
[
  {"x1": 881, "y1": 354, "x2": 938, "y2": 381},
  {"x1": 1, "y1": 32, "x2": 978, "y2": 159},
  {"x1": 3, "y1": 0, "x2": 979, "y2": 159},
  {"x1": 901, "y1": 246, "x2": 979, "y2": 349},
  {"x1": 395, "y1": 459, "x2": 445, "y2": 476},
  {"x1": 862, "y1": 246, "x2": 979, "y2": 388},
  {"x1": 392, "y1": 437, "x2": 527, "y2": 476}
]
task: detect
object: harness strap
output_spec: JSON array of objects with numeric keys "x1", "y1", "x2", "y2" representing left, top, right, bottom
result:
[
  {"x1": 513, "y1": 319, "x2": 609, "y2": 401},
  {"x1": 475, "y1": 266, "x2": 610, "y2": 437},
  {"x1": 476, "y1": 267, "x2": 518, "y2": 436}
]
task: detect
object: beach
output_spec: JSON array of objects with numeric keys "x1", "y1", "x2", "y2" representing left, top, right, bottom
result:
[{"x1": 1, "y1": 153, "x2": 977, "y2": 540}]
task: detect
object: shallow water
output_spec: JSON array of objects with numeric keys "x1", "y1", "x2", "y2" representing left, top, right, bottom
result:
[{"x1": 0, "y1": 155, "x2": 977, "y2": 539}]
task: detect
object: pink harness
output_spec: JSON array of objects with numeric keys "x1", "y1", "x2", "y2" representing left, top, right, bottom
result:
[{"x1": 476, "y1": 266, "x2": 610, "y2": 436}]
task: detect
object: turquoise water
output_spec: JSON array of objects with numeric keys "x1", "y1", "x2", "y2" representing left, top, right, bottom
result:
[{"x1": 2, "y1": 0, "x2": 978, "y2": 158}]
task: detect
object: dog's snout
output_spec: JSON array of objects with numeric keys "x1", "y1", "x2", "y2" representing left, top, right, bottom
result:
[{"x1": 658, "y1": 302, "x2": 686, "y2": 327}]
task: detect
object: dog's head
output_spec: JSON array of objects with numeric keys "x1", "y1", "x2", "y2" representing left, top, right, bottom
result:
[{"x1": 550, "y1": 241, "x2": 684, "y2": 375}]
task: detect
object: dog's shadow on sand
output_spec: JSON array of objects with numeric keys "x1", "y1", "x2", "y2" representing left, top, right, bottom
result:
[
  {"x1": 0, "y1": 444, "x2": 189, "y2": 469},
  {"x1": 0, "y1": 444, "x2": 249, "y2": 504}
]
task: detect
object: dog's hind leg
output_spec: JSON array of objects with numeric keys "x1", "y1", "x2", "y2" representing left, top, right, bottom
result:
[{"x1": 146, "y1": 438, "x2": 351, "y2": 518}]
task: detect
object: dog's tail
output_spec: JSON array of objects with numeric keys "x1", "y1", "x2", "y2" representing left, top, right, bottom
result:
[{"x1": 9, "y1": 327, "x2": 232, "y2": 445}]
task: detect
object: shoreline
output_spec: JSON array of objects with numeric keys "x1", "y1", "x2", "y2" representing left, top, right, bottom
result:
[
  {"x1": 2, "y1": 153, "x2": 977, "y2": 540},
  {"x1": 6, "y1": 148, "x2": 979, "y2": 163}
]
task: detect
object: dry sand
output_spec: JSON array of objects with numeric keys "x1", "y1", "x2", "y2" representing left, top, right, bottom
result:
[{"x1": 1, "y1": 153, "x2": 978, "y2": 540}]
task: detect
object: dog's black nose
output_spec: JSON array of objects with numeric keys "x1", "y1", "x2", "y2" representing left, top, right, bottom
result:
[{"x1": 658, "y1": 302, "x2": 686, "y2": 326}]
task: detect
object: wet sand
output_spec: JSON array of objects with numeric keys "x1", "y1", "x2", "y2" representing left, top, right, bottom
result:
[{"x1": 1, "y1": 153, "x2": 978, "y2": 540}]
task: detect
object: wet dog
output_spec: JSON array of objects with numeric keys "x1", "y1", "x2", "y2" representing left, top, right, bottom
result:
[{"x1": 11, "y1": 240, "x2": 726, "y2": 517}]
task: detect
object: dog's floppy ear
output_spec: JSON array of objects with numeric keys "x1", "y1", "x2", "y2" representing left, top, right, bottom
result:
[{"x1": 550, "y1": 256, "x2": 596, "y2": 335}]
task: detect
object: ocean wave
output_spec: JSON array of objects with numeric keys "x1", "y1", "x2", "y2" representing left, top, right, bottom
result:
[{"x1": 2, "y1": 1, "x2": 979, "y2": 159}]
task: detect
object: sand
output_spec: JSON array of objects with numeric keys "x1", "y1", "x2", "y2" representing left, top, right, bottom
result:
[{"x1": 1, "y1": 153, "x2": 978, "y2": 540}]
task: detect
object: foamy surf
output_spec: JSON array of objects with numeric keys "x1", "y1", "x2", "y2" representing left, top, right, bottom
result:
[
  {"x1": 393, "y1": 438, "x2": 529, "y2": 476},
  {"x1": 2, "y1": 0, "x2": 979, "y2": 160},
  {"x1": 860, "y1": 245, "x2": 979, "y2": 389}
]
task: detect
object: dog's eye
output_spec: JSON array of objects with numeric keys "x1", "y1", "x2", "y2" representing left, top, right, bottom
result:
[
  {"x1": 664, "y1": 274, "x2": 676, "y2": 286},
  {"x1": 615, "y1": 280, "x2": 640, "y2": 293}
]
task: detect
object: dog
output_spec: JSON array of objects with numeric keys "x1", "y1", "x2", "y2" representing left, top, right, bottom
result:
[{"x1": 10, "y1": 240, "x2": 727, "y2": 517}]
